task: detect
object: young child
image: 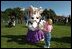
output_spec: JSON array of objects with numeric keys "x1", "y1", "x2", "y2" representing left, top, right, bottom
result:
[{"x1": 42, "y1": 18, "x2": 53, "y2": 48}]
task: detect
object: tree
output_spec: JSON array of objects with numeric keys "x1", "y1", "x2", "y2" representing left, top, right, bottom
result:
[
  {"x1": 48, "y1": 9, "x2": 56, "y2": 23},
  {"x1": 1, "y1": 8, "x2": 12, "y2": 21},
  {"x1": 41, "y1": 9, "x2": 57, "y2": 23},
  {"x1": 48, "y1": 9, "x2": 56, "y2": 18},
  {"x1": 4, "y1": 8, "x2": 13, "y2": 16},
  {"x1": 68, "y1": 15, "x2": 71, "y2": 24},
  {"x1": 41, "y1": 9, "x2": 49, "y2": 19},
  {"x1": 13, "y1": 7, "x2": 24, "y2": 24}
]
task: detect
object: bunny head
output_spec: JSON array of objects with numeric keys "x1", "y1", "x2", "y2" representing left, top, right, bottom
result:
[
  {"x1": 28, "y1": 5, "x2": 43, "y2": 23},
  {"x1": 28, "y1": 5, "x2": 43, "y2": 30}
]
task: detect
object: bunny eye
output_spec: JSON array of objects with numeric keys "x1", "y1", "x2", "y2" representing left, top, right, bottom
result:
[
  {"x1": 31, "y1": 17, "x2": 34, "y2": 19},
  {"x1": 36, "y1": 17, "x2": 39, "y2": 19}
]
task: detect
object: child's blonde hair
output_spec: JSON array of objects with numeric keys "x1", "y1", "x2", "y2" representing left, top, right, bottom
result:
[{"x1": 46, "y1": 19, "x2": 53, "y2": 25}]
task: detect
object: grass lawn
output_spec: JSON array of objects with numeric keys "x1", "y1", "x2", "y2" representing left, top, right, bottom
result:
[{"x1": 1, "y1": 22, "x2": 71, "y2": 48}]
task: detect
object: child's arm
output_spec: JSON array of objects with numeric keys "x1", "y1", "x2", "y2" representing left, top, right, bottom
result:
[
  {"x1": 41, "y1": 22, "x2": 48, "y2": 32},
  {"x1": 42, "y1": 29, "x2": 48, "y2": 32}
]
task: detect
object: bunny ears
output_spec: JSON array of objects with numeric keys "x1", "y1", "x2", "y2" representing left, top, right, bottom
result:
[{"x1": 28, "y1": 5, "x2": 43, "y2": 15}]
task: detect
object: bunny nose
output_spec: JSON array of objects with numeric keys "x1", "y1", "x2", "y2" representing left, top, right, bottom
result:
[
  {"x1": 34, "y1": 20, "x2": 36, "y2": 21},
  {"x1": 33, "y1": 20, "x2": 36, "y2": 22}
]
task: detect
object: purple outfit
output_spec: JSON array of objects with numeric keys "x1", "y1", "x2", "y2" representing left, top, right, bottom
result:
[{"x1": 26, "y1": 28, "x2": 44, "y2": 43}]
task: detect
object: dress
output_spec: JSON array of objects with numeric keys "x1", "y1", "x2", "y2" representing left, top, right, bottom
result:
[{"x1": 26, "y1": 28, "x2": 44, "y2": 43}]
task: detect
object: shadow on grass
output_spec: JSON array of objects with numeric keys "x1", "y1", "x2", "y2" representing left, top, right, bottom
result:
[
  {"x1": 1, "y1": 35, "x2": 43, "y2": 48},
  {"x1": 51, "y1": 37, "x2": 71, "y2": 43},
  {"x1": 5, "y1": 25, "x2": 13, "y2": 28},
  {"x1": 22, "y1": 25, "x2": 28, "y2": 28},
  {"x1": 1, "y1": 35, "x2": 71, "y2": 43},
  {"x1": 5, "y1": 25, "x2": 9, "y2": 28},
  {"x1": 1, "y1": 35, "x2": 71, "y2": 48}
]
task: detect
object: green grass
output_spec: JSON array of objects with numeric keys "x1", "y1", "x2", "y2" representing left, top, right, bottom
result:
[{"x1": 1, "y1": 22, "x2": 71, "y2": 48}]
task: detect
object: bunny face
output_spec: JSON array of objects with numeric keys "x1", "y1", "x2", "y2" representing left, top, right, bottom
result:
[
  {"x1": 29, "y1": 5, "x2": 43, "y2": 23},
  {"x1": 30, "y1": 13, "x2": 41, "y2": 23}
]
